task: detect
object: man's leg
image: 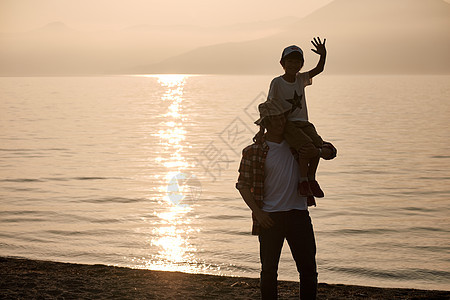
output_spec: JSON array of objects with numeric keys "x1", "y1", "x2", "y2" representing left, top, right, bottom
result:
[
  {"x1": 285, "y1": 210, "x2": 318, "y2": 300},
  {"x1": 259, "y1": 213, "x2": 285, "y2": 300}
]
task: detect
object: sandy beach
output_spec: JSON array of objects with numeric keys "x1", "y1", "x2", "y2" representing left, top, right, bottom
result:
[{"x1": 1, "y1": 257, "x2": 448, "y2": 299}]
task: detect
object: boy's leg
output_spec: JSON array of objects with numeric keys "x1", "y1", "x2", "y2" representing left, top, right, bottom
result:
[
  {"x1": 300, "y1": 122, "x2": 323, "y2": 151},
  {"x1": 307, "y1": 155, "x2": 320, "y2": 182},
  {"x1": 284, "y1": 121, "x2": 314, "y2": 196},
  {"x1": 307, "y1": 155, "x2": 324, "y2": 198},
  {"x1": 298, "y1": 158, "x2": 309, "y2": 180},
  {"x1": 283, "y1": 121, "x2": 314, "y2": 152},
  {"x1": 302, "y1": 122, "x2": 325, "y2": 198}
]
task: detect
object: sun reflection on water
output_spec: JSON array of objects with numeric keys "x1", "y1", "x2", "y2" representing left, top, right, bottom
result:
[
  {"x1": 153, "y1": 75, "x2": 190, "y2": 170},
  {"x1": 136, "y1": 74, "x2": 205, "y2": 274},
  {"x1": 151, "y1": 207, "x2": 197, "y2": 264}
]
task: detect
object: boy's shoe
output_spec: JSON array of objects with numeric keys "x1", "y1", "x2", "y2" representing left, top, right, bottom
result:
[
  {"x1": 309, "y1": 180, "x2": 324, "y2": 198},
  {"x1": 298, "y1": 181, "x2": 313, "y2": 197},
  {"x1": 307, "y1": 196, "x2": 316, "y2": 207}
]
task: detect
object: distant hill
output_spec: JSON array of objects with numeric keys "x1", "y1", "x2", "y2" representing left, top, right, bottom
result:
[
  {"x1": 136, "y1": 0, "x2": 450, "y2": 74},
  {"x1": 1, "y1": 0, "x2": 449, "y2": 75},
  {"x1": 0, "y1": 17, "x2": 299, "y2": 76},
  {"x1": 32, "y1": 21, "x2": 76, "y2": 33}
]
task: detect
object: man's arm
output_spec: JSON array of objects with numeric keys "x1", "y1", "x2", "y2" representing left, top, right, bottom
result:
[
  {"x1": 308, "y1": 37, "x2": 327, "y2": 79},
  {"x1": 298, "y1": 141, "x2": 337, "y2": 160},
  {"x1": 236, "y1": 147, "x2": 274, "y2": 229},
  {"x1": 238, "y1": 188, "x2": 274, "y2": 229}
]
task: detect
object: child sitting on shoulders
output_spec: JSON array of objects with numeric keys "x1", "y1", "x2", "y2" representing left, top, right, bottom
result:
[{"x1": 255, "y1": 37, "x2": 329, "y2": 199}]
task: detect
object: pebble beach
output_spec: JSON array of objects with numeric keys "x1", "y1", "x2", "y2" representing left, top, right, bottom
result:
[{"x1": 1, "y1": 257, "x2": 449, "y2": 299}]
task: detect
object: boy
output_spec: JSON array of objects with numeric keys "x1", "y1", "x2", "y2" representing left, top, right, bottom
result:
[{"x1": 255, "y1": 37, "x2": 328, "y2": 198}]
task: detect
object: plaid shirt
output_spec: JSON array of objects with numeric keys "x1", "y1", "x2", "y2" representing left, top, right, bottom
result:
[{"x1": 236, "y1": 138, "x2": 298, "y2": 235}]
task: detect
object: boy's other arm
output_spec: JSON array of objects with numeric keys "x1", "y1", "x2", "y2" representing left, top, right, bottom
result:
[{"x1": 308, "y1": 37, "x2": 327, "y2": 79}]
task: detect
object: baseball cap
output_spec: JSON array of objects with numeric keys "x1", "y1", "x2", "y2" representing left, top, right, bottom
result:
[
  {"x1": 281, "y1": 45, "x2": 304, "y2": 60},
  {"x1": 254, "y1": 100, "x2": 291, "y2": 125}
]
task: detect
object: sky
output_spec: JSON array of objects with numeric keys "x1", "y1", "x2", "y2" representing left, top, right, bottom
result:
[
  {"x1": 1, "y1": 0, "x2": 449, "y2": 75},
  {"x1": 1, "y1": 0, "x2": 334, "y2": 32}
]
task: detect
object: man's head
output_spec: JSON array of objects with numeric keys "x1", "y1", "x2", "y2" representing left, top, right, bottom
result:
[
  {"x1": 263, "y1": 113, "x2": 287, "y2": 136},
  {"x1": 254, "y1": 100, "x2": 291, "y2": 138},
  {"x1": 255, "y1": 100, "x2": 291, "y2": 126},
  {"x1": 280, "y1": 45, "x2": 304, "y2": 74}
]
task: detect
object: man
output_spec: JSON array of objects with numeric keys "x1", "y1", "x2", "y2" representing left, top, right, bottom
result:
[{"x1": 236, "y1": 101, "x2": 336, "y2": 300}]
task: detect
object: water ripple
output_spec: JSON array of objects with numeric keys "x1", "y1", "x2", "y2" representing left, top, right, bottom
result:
[
  {"x1": 0, "y1": 178, "x2": 44, "y2": 183},
  {"x1": 0, "y1": 176, "x2": 124, "y2": 183},
  {"x1": 76, "y1": 197, "x2": 146, "y2": 204},
  {"x1": 0, "y1": 148, "x2": 69, "y2": 152},
  {"x1": 326, "y1": 266, "x2": 450, "y2": 281},
  {"x1": 321, "y1": 228, "x2": 399, "y2": 235}
]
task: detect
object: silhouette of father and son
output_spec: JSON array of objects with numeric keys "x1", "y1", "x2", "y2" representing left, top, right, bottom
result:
[{"x1": 236, "y1": 37, "x2": 337, "y2": 299}]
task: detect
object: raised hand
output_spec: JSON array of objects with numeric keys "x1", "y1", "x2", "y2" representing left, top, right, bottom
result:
[{"x1": 311, "y1": 37, "x2": 326, "y2": 56}]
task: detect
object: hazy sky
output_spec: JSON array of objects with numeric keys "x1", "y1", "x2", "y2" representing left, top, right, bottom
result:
[
  {"x1": 1, "y1": 0, "x2": 334, "y2": 31},
  {"x1": 1, "y1": 0, "x2": 449, "y2": 75}
]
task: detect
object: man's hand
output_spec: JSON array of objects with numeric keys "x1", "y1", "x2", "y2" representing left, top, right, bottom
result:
[
  {"x1": 321, "y1": 141, "x2": 337, "y2": 160},
  {"x1": 311, "y1": 37, "x2": 326, "y2": 56},
  {"x1": 254, "y1": 210, "x2": 274, "y2": 229},
  {"x1": 299, "y1": 143, "x2": 320, "y2": 159},
  {"x1": 238, "y1": 188, "x2": 275, "y2": 229}
]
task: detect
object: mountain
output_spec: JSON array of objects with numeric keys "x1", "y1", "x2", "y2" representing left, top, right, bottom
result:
[
  {"x1": 32, "y1": 21, "x2": 75, "y2": 34},
  {"x1": 124, "y1": 17, "x2": 298, "y2": 34},
  {"x1": 2, "y1": 0, "x2": 449, "y2": 75},
  {"x1": 0, "y1": 17, "x2": 299, "y2": 76},
  {"x1": 137, "y1": 0, "x2": 450, "y2": 74}
]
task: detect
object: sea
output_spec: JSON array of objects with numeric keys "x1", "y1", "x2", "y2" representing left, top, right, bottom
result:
[{"x1": 0, "y1": 74, "x2": 449, "y2": 291}]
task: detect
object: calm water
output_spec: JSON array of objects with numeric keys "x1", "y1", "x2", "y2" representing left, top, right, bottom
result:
[{"x1": 0, "y1": 75, "x2": 449, "y2": 291}]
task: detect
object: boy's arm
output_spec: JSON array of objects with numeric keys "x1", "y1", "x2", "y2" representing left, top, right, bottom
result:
[{"x1": 308, "y1": 37, "x2": 327, "y2": 79}]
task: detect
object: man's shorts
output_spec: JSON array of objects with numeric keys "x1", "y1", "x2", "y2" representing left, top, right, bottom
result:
[{"x1": 284, "y1": 120, "x2": 323, "y2": 150}]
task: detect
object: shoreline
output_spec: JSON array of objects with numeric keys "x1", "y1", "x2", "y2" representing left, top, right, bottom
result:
[{"x1": 1, "y1": 257, "x2": 448, "y2": 299}]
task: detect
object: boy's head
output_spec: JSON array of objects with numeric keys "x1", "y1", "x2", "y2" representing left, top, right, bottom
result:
[{"x1": 280, "y1": 45, "x2": 304, "y2": 72}]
